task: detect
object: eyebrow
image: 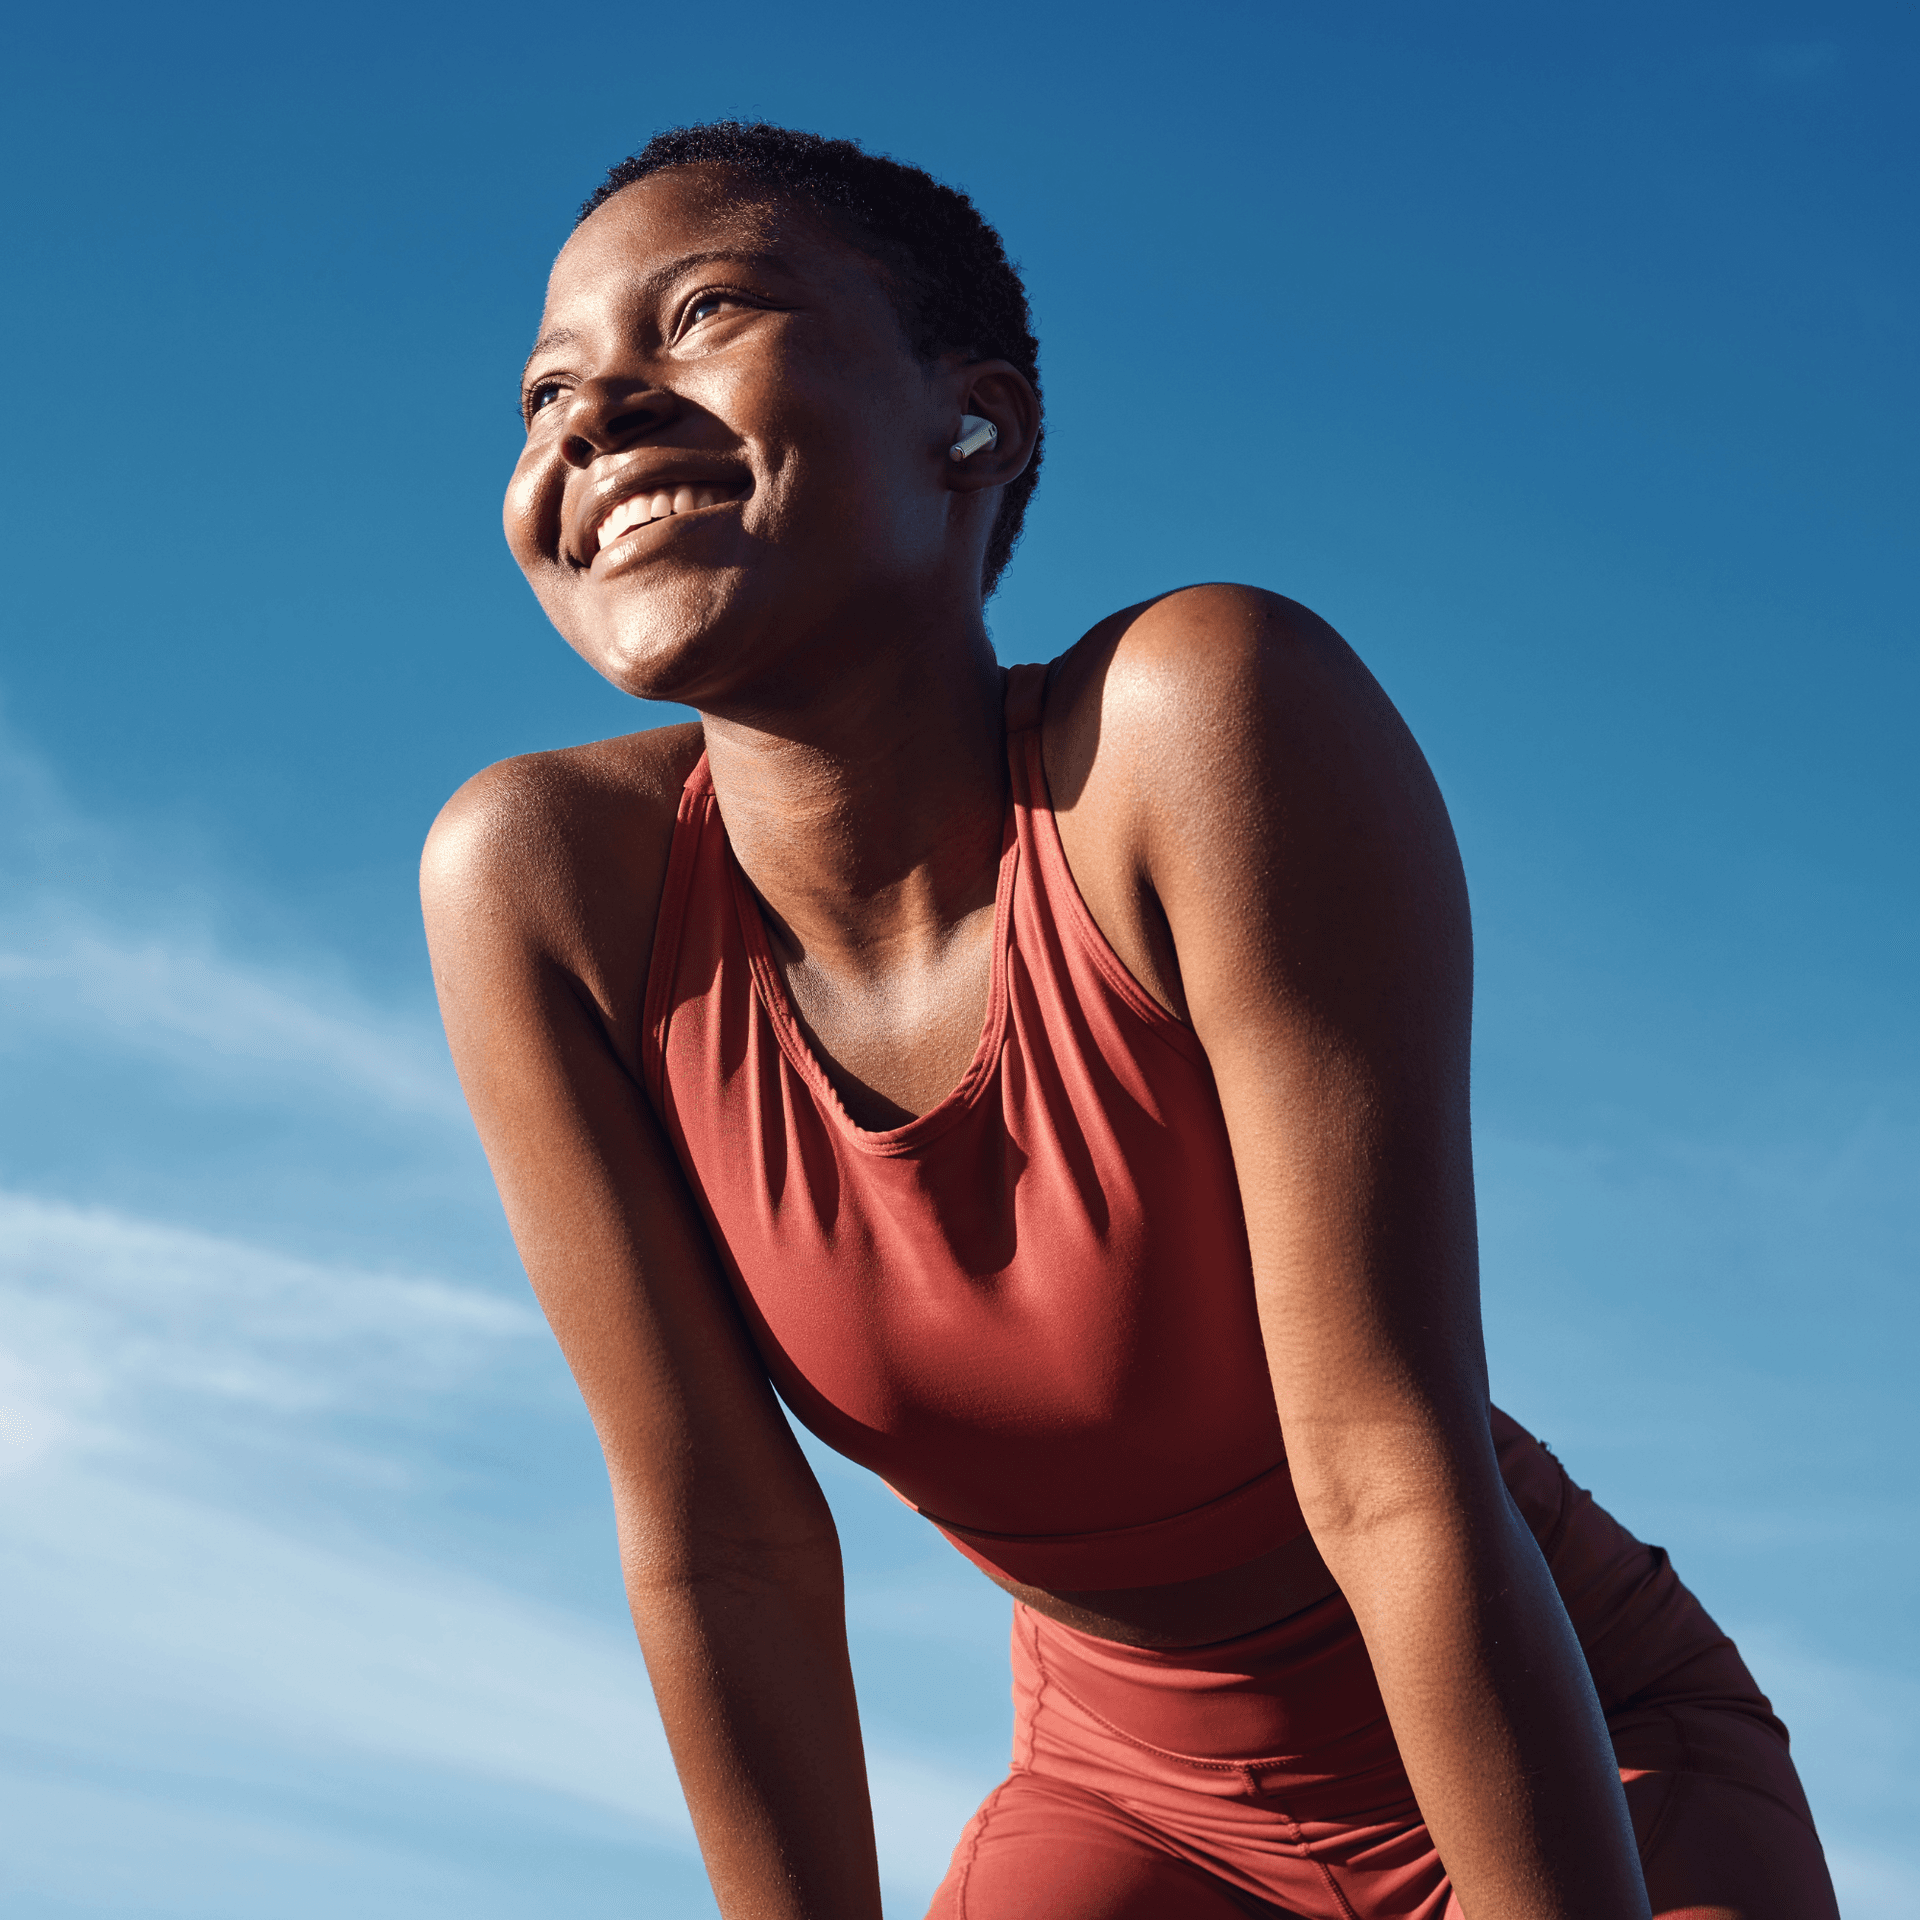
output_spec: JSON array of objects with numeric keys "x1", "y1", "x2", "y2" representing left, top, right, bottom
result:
[{"x1": 520, "y1": 250, "x2": 794, "y2": 385}]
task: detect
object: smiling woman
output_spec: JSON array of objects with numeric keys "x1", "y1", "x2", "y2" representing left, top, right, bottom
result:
[{"x1": 421, "y1": 123, "x2": 1840, "y2": 1920}]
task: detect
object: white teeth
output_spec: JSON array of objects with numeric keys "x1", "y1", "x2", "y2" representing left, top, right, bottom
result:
[
  {"x1": 595, "y1": 484, "x2": 731, "y2": 550},
  {"x1": 595, "y1": 496, "x2": 645, "y2": 549}
]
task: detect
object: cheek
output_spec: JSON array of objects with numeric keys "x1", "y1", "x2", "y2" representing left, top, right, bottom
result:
[{"x1": 502, "y1": 449, "x2": 558, "y2": 565}]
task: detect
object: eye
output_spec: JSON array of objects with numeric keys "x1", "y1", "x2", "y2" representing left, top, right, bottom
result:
[
  {"x1": 678, "y1": 287, "x2": 763, "y2": 339},
  {"x1": 523, "y1": 380, "x2": 566, "y2": 421}
]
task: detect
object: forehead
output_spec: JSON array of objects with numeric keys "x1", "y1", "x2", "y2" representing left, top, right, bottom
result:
[{"x1": 542, "y1": 166, "x2": 887, "y2": 317}]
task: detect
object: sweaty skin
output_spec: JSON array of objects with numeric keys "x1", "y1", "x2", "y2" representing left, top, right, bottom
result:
[{"x1": 424, "y1": 166, "x2": 1658, "y2": 1919}]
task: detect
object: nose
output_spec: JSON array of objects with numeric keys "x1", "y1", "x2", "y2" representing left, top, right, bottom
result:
[{"x1": 560, "y1": 378, "x2": 676, "y2": 468}]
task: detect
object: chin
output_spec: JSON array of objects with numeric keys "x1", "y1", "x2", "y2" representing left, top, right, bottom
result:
[
  {"x1": 581, "y1": 628, "x2": 717, "y2": 705},
  {"x1": 570, "y1": 582, "x2": 766, "y2": 708}
]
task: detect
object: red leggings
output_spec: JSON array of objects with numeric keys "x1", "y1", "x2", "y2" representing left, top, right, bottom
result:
[{"x1": 929, "y1": 1423, "x2": 1837, "y2": 1919}]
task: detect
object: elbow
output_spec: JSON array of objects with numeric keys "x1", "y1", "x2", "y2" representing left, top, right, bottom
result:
[
  {"x1": 1293, "y1": 1469, "x2": 1437, "y2": 1559},
  {"x1": 1285, "y1": 1416, "x2": 1507, "y2": 1567},
  {"x1": 616, "y1": 1502, "x2": 846, "y2": 1608}
]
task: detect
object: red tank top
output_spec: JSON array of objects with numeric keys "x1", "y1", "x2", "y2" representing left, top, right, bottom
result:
[{"x1": 642, "y1": 663, "x2": 1307, "y2": 1588}]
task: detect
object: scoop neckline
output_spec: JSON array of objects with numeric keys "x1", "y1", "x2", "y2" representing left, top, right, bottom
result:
[{"x1": 724, "y1": 807, "x2": 1020, "y2": 1159}]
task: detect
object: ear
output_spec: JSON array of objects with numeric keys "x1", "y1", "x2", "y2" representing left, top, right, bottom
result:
[{"x1": 942, "y1": 361, "x2": 1040, "y2": 496}]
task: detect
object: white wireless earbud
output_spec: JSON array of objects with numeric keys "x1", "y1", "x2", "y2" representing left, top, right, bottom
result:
[{"x1": 949, "y1": 415, "x2": 999, "y2": 461}]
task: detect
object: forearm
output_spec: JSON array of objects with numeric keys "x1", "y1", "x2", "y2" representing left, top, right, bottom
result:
[
  {"x1": 1322, "y1": 1496, "x2": 1650, "y2": 1920},
  {"x1": 624, "y1": 1523, "x2": 884, "y2": 1920}
]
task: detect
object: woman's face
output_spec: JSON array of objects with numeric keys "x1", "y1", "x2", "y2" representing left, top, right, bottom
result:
[{"x1": 506, "y1": 166, "x2": 973, "y2": 708}]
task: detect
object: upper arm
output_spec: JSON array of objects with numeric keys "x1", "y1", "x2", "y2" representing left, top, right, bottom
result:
[
  {"x1": 420, "y1": 739, "x2": 832, "y2": 1580},
  {"x1": 1077, "y1": 587, "x2": 1488, "y2": 1537}
]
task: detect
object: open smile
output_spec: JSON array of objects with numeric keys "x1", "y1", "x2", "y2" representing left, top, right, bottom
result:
[{"x1": 595, "y1": 484, "x2": 746, "y2": 552}]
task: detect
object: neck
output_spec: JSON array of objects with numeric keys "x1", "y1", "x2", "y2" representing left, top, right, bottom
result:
[{"x1": 698, "y1": 615, "x2": 1009, "y2": 976}]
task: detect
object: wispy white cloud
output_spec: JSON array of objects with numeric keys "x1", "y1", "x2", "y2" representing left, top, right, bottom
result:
[
  {"x1": 0, "y1": 930, "x2": 465, "y2": 1119},
  {"x1": 0, "y1": 1186, "x2": 985, "y2": 1910},
  {"x1": 0, "y1": 722, "x2": 463, "y2": 1125},
  {"x1": 0, "y1": 726, "x2": 997, "y2": 1913},
  {"x1": 0, "y1": 1189, "x2": 535, "y2": 1455},
  {"x1": 2, "y1": 1464, "x2": 688, "y2": 1830},
  {"x1": 0, "y1": 1178, "x2": 713, "y2": 1908}
]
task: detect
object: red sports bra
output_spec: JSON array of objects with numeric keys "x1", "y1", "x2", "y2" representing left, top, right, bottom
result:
[{"x1": 642, "y1": 663, "x2": 1308, "y2": 1589}]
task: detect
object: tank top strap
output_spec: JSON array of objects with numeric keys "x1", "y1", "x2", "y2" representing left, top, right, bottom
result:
[
  {"x1": 641, "y1": 751, "x2": 718, "y2": 1112},
  {"x1": 1002, "y1": 661, "x2": 1048, "y2": 734}
]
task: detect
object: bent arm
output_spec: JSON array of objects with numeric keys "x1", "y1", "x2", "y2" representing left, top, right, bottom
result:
[
  {"x1": 1111, "y1": 589, "x2": 1649, "y2": 1919},
  {"x1": 422, "y1": 760, "x2": 884, "y2": 1920}
]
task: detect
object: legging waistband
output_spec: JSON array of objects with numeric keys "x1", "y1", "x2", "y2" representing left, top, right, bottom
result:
[{"x1": 1013, "y1": 1412, "x2": 1737, "y2": 1765}]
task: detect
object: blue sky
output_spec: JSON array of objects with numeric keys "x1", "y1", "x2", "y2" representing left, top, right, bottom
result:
[{"x1": 1, "y1": 3, "x2": 1913, "y2": 1914}]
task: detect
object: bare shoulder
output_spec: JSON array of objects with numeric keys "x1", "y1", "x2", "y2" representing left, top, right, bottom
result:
[
  {"x1": 1043, "y1": 584, "x2": 1466, "y2": 1028},
  {"x1": 424, "y1": 722, "x2": 704, "y2": 893},
  {"x1": 1050, "y1": 582, "x2": 1451, "y2": 852},
  {"x1": 1048, "y1": 584, "x2": 1402, "y2": 796},
  {"x1": 1081, "y1": 580, "x2": 1341, "y2": 669},
  {"x1": 421, "y1": 722, "x2": 706, "y2": 1037},
  {"x1": 423, "y1": 723, "x2": 703, "y2": 913}
]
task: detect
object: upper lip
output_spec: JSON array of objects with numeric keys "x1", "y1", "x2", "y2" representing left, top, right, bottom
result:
[{"x1": 566, "y1": 456, "x2": 749, "y2": 568}]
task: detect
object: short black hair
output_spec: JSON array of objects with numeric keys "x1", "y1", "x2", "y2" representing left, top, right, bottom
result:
[{"x1": 579, "y1": 122, "x2": 1042, "y2": 597}]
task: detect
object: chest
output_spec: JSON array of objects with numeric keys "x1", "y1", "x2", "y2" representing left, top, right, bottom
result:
[
  {"x1": 655, "y1": 902, "x2": 1269, "y2": 1445},
  {"x1": 643, "y1": 764, "x2": 1288, "y2": 1539}
]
